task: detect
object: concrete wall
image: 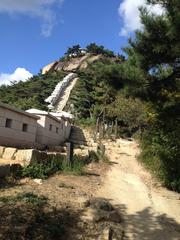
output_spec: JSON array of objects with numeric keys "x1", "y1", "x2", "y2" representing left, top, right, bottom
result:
[
  {"x1": 36, "y1": 115, "x2": 65, "y2": 146},
  {"x1": 0, "y1": 106, "x2": 37, "y2": 148}
]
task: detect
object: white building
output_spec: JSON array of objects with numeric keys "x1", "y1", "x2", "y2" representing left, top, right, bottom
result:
[
  {"x1": 0, "y1": 102, "x2": 39, "y2": 148},
  {"x1": 26, "y1": 109, "x2": 71, "y2": 146},
  {"x1": 50, "y1": 112, "x2": 72, "y2": 140},
  {"x1": 0, "y1": 102, "x2": 72, "y2": 149}
]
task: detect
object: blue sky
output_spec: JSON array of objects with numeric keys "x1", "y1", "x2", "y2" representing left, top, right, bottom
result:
[{"x1": 0, "y1": 0, "x2": 163, "y2": 85}]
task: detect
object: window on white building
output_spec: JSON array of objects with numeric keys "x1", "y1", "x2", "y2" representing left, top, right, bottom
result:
[
  {"x1": 49, "y1": 124, "x2": 52, "y2": 131},
  {"x1": 22, "y1": 123, "x2": 28, "y2": 132},
  {"x1": 5, "y1": 119, "x2": 12, "y2": 128}
]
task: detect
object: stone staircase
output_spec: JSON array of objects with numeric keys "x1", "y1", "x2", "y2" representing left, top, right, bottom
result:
[{"x1": 68, "y1": 126, "x2": 88, "y2": 146}]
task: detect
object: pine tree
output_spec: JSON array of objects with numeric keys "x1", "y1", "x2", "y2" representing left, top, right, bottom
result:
[{"x1": 124, "y1": 0, "x2": 180, "y2": 191}]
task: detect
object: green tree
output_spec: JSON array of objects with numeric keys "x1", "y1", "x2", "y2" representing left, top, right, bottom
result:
[
  {"x1": 124, "y1": 0, "x2": 180, "y2": 191},
  {"x1": 65, "y1": 45, "x2": 82, "y2": 56},
  {"x1": 0, "y1": 71, "x2": 66, "y2": 110},
  {"x1": 86, "y1": 43, "x2": 115, "y2": 57}
]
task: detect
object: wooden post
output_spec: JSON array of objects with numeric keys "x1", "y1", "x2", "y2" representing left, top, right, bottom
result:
[
  {"x1": 111, "y1": 121, "x2": 114, "y2": 135},
  {"x1": 94, "y1": 117, "x2": 100, "y2": 142},
  {"x1": 66, "y1": 142, "x2": 74, "y2": 165},
  {"x1": 115, "y1": 118, "x2": 118, "y2": 139},
  {"x1": 102, "y1": 109, "x2": 105, "y2": 139},
  {"x1": 99, "y1": 121, "x2": 103, "y2": 144}
]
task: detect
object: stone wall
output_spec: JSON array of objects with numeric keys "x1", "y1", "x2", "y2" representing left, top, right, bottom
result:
[
  {"x1": 0, "y1": 146, "x2": 65, "y2": 177},
  {"x1": 45, "y1": 73, "x2": 77, "y2": 108}
]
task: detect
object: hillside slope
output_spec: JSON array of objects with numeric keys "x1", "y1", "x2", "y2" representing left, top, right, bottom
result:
[
  {"x1": 0, "y1": 50, "x2": 121, "y2": 111},
  {"x1": 0, "y1": 71, "x2": 66, "y2": 110}
]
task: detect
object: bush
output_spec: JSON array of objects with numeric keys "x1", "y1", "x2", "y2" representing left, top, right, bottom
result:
[
  {"x1": 139, "y1": 126, "x2": 180, "y2": 192},
  {"x1": 61, "y1": 155, "x2": 85, "y2": 175},
  {"x1": 21, "y1": 155, "x2": 65, "y2": 179},
  {"x1": 75, "y1": 118, "x2": 96, "y2": 128},
  {"x1": 0, "y1": 192, "x2": 47, "y2": 207},
  {"x1": 88, "y1": 150, "x2": 109, "y2": 163},
  {"x1": 21, "y1": 154, "x2": 85, "y2": 178}
]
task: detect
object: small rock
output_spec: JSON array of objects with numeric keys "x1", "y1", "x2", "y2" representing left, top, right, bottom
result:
[
  {"x1": 90, "y1": 198, "x2": 114, "y2": 212},
  {"x1": 33, "y1": 179, "x2": 43, "y2": 185},
  {"x1": 108, "y1": 210, "x2": 122, "y2": 223}
]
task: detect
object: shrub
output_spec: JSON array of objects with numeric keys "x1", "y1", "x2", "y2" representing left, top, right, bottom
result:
[
  {"x1": 88, "y1": 150, "x2": 109, "y2": 163},
  {"x1": 0, "y1": 192, "x2": 47, "y2": 207},
  {"x1": 139, "y1": 126, "x2": 180, "y2": 192},
  {"x1": 21, "y1": 155, "x2": 65, "y2": 179},
  {"x1": 61, "y1": 155, "x2": 85, "y2": 175},
  {"x1": 21, "y1": 154, "x2": 85, "y2": 178}
]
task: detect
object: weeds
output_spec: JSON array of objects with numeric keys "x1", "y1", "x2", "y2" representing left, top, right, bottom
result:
[
  {"x1": 88, "y1": 150, "x2": 109, "y2": 163},
  {"x1": 61, "y1": 155, "x2": 85, "y2": 175},
  {"x1": 0, "y1": 192, "x2": 47, "y2": 207},
  {"x1": 21, "y1": 155, "x2": 65, "y2": 179},
  {"x1": 12, "y1": 149, "x2": 107, "y2": 180},
  {"x1": 21, "y1": 154, "x2": 85, "y2": 179},
  {"x1": 58, "y1": 183, "x2": 75, "y2": 189},
  {"x1": 0, "y1": 192, "x2": 69, "y2": 239}
]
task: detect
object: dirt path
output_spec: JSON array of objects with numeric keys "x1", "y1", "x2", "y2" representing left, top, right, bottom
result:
[
  {"x1": 54, "y1": 77, "x2": 78, "y2": 112},
  {"x1": 97, "y1": 138, "x2": 180, "y2": 239}
]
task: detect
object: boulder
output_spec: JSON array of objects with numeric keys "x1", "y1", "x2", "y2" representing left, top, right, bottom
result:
[
  {"x1": 82, "y1": 199, "x2": 122, "y2": 224},
  {"x1": 3, "y1": 148, "x2": 17, "y2": 160},
  {"x1": 15, "y1": 149, "x2": 48, "y2": 166},
  {"x1": 87, "y1": 198, "x2": 114, "y2": 212}
]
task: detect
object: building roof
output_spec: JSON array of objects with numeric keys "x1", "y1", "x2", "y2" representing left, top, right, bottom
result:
[
  {"x1": 26, "y1": 109, "x2": 63, "y2": 123},
  {"x1": 0, "y1": 102, "x2": 40, "y2": 120},
  {"x1": 51, "y1": 111, "x2": 74, "y2": 120}
]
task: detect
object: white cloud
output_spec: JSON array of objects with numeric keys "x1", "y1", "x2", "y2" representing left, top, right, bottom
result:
[
  {"x1": 0, "y1": 68, "x2": 33, "y2": 86},
  {"x1": 118, "y1": 0, "x2": 164, "y2": 36},
  {"x1": 0, "y1": 0, "x2": 64, "y2": 37}
]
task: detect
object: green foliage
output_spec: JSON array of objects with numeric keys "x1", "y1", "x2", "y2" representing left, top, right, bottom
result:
[
  {"x1": 88, "y1": 150, "x2": 109, "y2": 163},
  {"x1": 88, "y1": 150, "x2": 100, "y2": 162},
  {"x1": 0, "y1": 71, "x2": 66, "y2": 110},
  {"x1": 139, "y1": 125, "x2": 180, "y2": 192},
  {"x1": 67, "y1": 59, "x2": 147, "y2": 137},
  {"x1": 61, "y1": 155, "x2": 85, "y2": 175},
  {"x1": 68, "y1": 61, "x2": 125, "y2": 119},
  {"x1": 124, "y1": 0, "x2": 180, "y2": 191},
  {"x1": 21, "y1": 155, "x2": 66, "y2": 179},
  {"x1": 75, "y1": 117, "x2": 96, "y2": 128},
  {"x1": 86, "y1": 43, "x2": 115, "y2": 57},
  {"x1": 21, "y1": 155, "x2": 86, "y2": 178},
  {"x1": 107, "y1": 94, "x2": 147, "y2": 135},
  {"x1": 65, "y1": 44, "x2": 82, "y2": 56},
  {"x1": 0, "y1": 192, "x2": 47, "y2": 207}
]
